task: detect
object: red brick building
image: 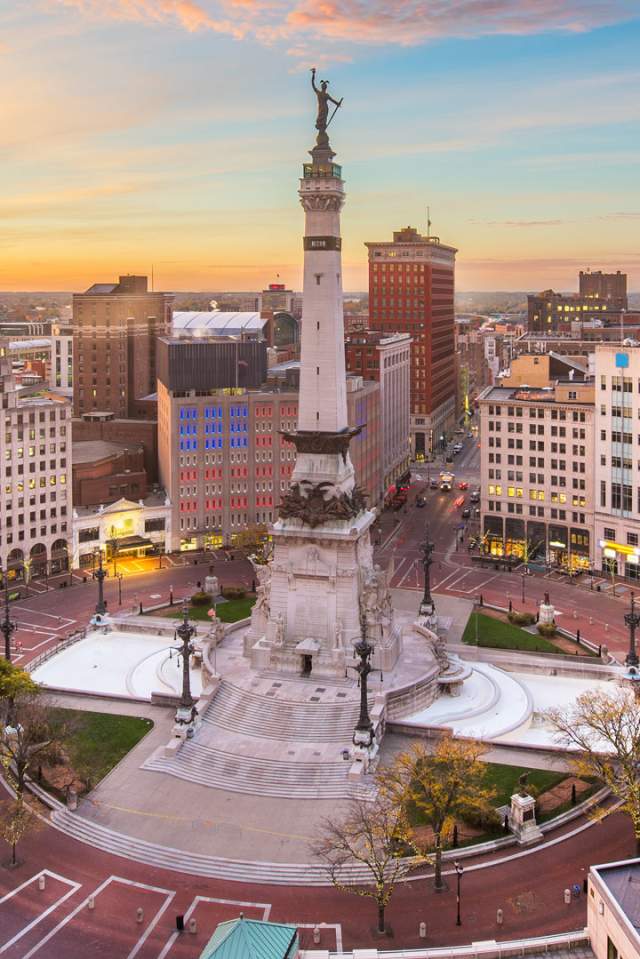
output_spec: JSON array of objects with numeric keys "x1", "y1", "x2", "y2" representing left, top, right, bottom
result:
[
  {"x1": 72, "y1": 440, "x2": 147, "y2": 508},
  {"x1": 366, "y1": 227, "x2": 457, "y2": 457},
  {"x1": 72, "y1": 275, "x2": 173, "y2": 419}
]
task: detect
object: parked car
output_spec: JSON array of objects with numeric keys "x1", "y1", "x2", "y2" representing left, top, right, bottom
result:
[{"x1": 461, "y1": 507, "x2": 471, "y2": 519}]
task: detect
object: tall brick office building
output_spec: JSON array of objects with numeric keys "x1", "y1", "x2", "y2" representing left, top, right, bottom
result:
[
  {"x1": 72, "y1": 275, "x2": 173, "y2": 419},
  {"x1": 366, "y1": 227, "x2": 457, "y2": 456}
]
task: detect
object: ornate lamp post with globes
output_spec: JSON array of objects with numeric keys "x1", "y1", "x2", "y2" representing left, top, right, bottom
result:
[
  {"x1": 625, "y1": 591, "x2": 640, "y2": 668},
  {"x1": 419, "y1": 523, "x2": 436, "y2": 621},
  {"x1": 0, "y1": 574, "x2": 17, "y2": 662},
  {"x1": 173, "y1": 600, "x2": 197, "y2": 731},
  {"x1": 352, "y1": 606, "x2": 374, "y2": 749}
]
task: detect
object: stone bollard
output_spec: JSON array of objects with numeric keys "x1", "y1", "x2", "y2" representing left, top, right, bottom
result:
[
  {"x1": 573, "y1": 609, "x2": 577, "y2": 619},
  {"x1": 88, "y1": 896, "x2": 95, "y2": 911},
  {"x1": 496, "y1": 909, "x2": 503, "y2": 926},
  {"x1": 605, "y1": 623, "x2": 609, "y2": 632},
  {"x1": 564, "y1": 888, "x2": 572, "y2": 905},
  {"x1": 189, "y1": 918, "x2": 197, "y2": 935},
  {"x1": 136, "y1": 907, "x2": 144, "y2": 924},
  {"x1": 419, "y1": 921, "x2": 427, "y2": 939},
  {"x1": 38, "y1": 874, "x2": 46, "y2": 891},
  {"x1": 67, "y1": 788, "x2": 78, "y2": 811},
  {"x1": 589, "y1": 617, "x2": 593, "y2": 625},
  {"x1": 313, "y1": 926, "x2": 321, "y2": 944}
]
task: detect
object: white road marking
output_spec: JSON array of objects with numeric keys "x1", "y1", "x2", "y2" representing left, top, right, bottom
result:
[
  {"x1": 21, "y1": 875, "x2": 175, "y2": 959},
  {"x1": 155, "y1": 895, "x2": 271, "y2": 959},
  {"x1": 0, "y1": 870, "x2": 81, "y2": 954}
]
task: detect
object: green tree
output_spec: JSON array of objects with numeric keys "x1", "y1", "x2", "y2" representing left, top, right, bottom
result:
[
  {"x1": 0, "y1": 797, "x2": 38, "y2": 867},
  {"x1": 0, "y1": 660, "x2": 38, "y2": 725},
  {"x1": 380, "y1": 735, "x2": 497, "y2": 890}
]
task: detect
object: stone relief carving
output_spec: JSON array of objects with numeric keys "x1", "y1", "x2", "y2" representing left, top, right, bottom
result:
[{"x1": 279, "y1": 480, "x2": 367, "y2": 528}]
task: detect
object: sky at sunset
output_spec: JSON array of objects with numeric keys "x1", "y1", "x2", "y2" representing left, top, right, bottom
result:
[{"x1": 2, "y1": 1, "x2": 640, "y2": 292}]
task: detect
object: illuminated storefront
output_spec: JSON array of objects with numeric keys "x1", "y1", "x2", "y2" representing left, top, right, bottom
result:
[{"x1": 599, "y1": 539, "x2": 640, "y2": 580}]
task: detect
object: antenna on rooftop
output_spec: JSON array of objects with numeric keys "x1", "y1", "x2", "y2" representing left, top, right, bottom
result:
[{"x1": 426, "y1": 206, "x2": 432, "y2": 239}]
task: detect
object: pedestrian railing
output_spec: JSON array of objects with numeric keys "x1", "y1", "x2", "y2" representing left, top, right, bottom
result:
[
  {"x1": 301, "y1": 928, "x2": 590, "y2": 959},
  {"x1": 28, "y1": 628, "x2": 86, "y2": 672}
]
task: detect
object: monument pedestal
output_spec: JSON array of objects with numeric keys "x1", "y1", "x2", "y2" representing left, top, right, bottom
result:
[{"x1": 510, "y1": 792, "x2": 543, "y2": 845}]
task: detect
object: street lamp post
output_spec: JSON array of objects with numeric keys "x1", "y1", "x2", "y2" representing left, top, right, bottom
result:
[
  {"x1": 521, "y1": 570, "x2": 526, "y2": 604},
  {"x1": 0, "y1": 573, "x2": 17, "y2": 662},
  {"x1": 352, "y1": 607, "x2": 374, "y2": 748},
  {"x1": 174, "y1": 600, "x2": 196, "y2": 727},
  {"x1": 419, "y1": 523, "x2": 435, "y2": 619},
  {"x1": 625, "y1": 591, "x2": 640, "y2": 668},
  {"x1": 117, "y1": 573, "x2": 123, "y2": 605},
  {"x1": 454, "y1": 860, "x2": 463, "y2": 926},
  {"x1": 169, "y1": 584, "x2": 174, "y2": 606},
  {"x1": 94, "y1": 550, "x2": 106, "y2": 616}
]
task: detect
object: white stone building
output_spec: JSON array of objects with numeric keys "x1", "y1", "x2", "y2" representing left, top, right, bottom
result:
[
  {"x1": 72, "y1": 494, "x2": 172, "y2": 570},
  {"x1": 479, "y1": 378, "x2": 595, "y2": 570},
  {"x1": 0, "y1": 345, "x2": 72, "y2": 581},
  {"x1": 589, "y1": 859, "x2": 640, "y2": 959},
  {"x1": 594, "y1": 344, "x2": 640, "y2": 578}
]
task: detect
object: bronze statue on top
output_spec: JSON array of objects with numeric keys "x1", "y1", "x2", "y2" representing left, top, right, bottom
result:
[{"x1": 311, "y1": 67, "x2": 343, "y2": 141}]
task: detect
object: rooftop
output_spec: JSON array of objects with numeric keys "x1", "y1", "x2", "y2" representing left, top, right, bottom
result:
[
  {"x1": 200, "y1": 915, "x2": 298, "y2": 959},
  {"x1": 173, "y1": 311, "x2": 266, "y2": 336},
  {"x1": 72, "y1": 440, "x2": 135, "y2": 465},
  {"x1": 594, "y1": 859, "x2": 640, "y2": 933}
]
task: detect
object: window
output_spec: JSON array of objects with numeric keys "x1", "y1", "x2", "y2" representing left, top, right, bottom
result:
[
  {"x1": 604, "y1": 527, "x2": 616, "y2": 541},
  {"x1": 628, "y1": 532, "x2": 639, "y2": 547}
]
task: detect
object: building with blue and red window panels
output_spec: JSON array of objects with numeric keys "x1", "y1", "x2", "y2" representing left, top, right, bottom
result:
[{"x1": 157, "y1": 339, "x2": 382, "y2": 550}]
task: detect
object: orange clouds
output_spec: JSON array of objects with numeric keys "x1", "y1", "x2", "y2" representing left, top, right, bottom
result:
[
  {"x1": 50, "y1": 0, "x2": 639, "y2": 53},
  {"x1": 53, "y1": 0, "x2": 243, "y2": 37}
]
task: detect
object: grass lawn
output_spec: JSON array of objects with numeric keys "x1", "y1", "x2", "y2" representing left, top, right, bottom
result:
[
  {"x1": 49, "y1": 708, "x2": 153, "y2": 789},
  {"x1": 165, "y1": 596, "x2": 255, "y2": 623},
  {"x1": 482, "y1": 762, "x2": 566, "y2": 807},
  {"x1": 461, "y1": 612, "x2": 562, "y2": 654}
]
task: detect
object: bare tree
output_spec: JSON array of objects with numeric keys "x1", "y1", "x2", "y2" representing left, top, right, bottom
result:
[
  {"x1": 313, "y1": 792, "x2": 416, "y2": 935},
  {"x1": 0, "y1": 696, "x2": 66, "y2": 797},
  {"x1": 548, "y1": 687, "x2": 640, "y2": 853},
  {"x1": 380, "y1": 735, "x2": 497, "y2": 890}
]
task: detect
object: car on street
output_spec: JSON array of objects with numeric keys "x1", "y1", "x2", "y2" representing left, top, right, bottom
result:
[
  {"x1": 470, "y1": 490, "x2": 480, "y2": 503},
  {"x1": 416, "y1": 495, "x2": 426, "y2": 508},
  {"x1": 461, "y1": 507, "x2": 471, "y2": 519},
  {"x1": 458, "y1": 481, "x2": 468, "y2": 490},
  {"x1": 453, "y1": 443, "x2": 463, "y2": 453},
  {"x1": 453, "y1": 495, "x2": 465, "y2": 509},
  {"x1": 430, "y1": 478, "x2": 439, "y2": 489}
]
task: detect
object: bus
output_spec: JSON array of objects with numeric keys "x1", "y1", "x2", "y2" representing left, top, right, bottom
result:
[{"x1": 439, "y1": 471, "x2": 455, "y2": 492}]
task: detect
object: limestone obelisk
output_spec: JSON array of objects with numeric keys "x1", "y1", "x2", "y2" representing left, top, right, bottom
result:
[{"x1": 245, "y1": 73, "x2": 400, "y2": 678}]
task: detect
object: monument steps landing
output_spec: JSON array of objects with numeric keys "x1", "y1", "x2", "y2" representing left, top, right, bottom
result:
[
  {"x1": 142, "y1": 741, "x2": 375, "y2": 801},
  {"x1": 204, "y1": 680, "x2": 371, "y2": 743},
  {"x1": 48, "y1": 806, "x2": 387, "y2": 885}
]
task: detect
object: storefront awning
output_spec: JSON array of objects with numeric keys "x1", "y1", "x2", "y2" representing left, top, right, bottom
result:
[{"x1": 114, "y1": 535, "x2": 154, "y2": 552}]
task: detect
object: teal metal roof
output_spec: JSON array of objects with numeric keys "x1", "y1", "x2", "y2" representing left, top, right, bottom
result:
[{"x1": 199, "y1": 916, "x2": 299, "y2": 959}]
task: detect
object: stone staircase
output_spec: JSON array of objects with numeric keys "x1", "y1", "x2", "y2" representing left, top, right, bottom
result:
[
  {"x1": 142, "y1": 741, "x2": 375, "y2": 801},
  {"x1": 49, "y1": 805, "x2": 379, "y2": 885},
  {"x1": 203, "y1": 680, "x2": 369, "y2": 743}
]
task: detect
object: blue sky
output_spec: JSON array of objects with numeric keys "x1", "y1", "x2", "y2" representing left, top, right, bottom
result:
[{"x1": 1, "y1": 1, "x2": 640, "y2": 291}]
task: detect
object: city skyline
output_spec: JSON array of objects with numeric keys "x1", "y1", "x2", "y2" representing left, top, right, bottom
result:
[{"x1": 2, "y1": 2, "x2": 640, "y2": 291}]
